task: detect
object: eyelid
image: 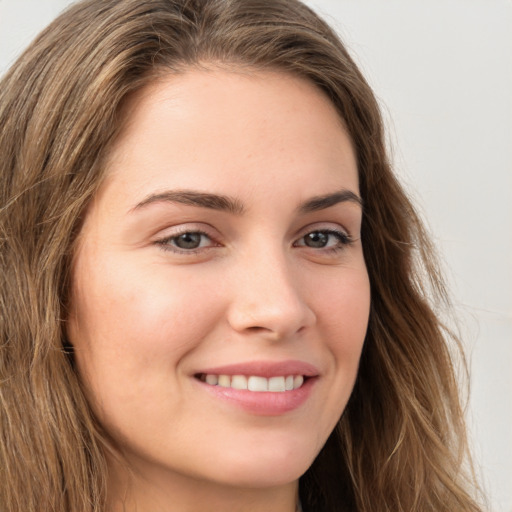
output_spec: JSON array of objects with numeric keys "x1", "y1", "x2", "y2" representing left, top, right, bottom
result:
[
  {"x1": 153, "y1": 222, "x2": 217, "y2": 240},
  {"x1": 294, "y1": 229, "x2": 352, "y2": 246},
  {"x1": 153, "y1": 223, "x2": 221, "y2": 254},
  {"x1": 294, "y1": 221, "x2": 352, "y2": 239},
  {"x1": 292, "y1": 223, "x2": 356, "y2": 254},
  {"x1": 151, "y1": 221, "x2": 358, "y2": 257}
]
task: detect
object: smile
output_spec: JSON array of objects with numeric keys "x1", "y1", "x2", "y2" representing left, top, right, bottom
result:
[
  {"x1": 198, "y1": 374, "x2": 305, "y2": 392},
  {"x1": 193, "y1": 360, "x2": 319, "y2": 415}
]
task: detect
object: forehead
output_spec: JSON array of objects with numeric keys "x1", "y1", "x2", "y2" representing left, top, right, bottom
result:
[
  {"x1": 98, "y1": 68, "x2": 358, "y2": 210},
  {"x1": 118, "y1": 66, "x2": 348, "y2": 130}
]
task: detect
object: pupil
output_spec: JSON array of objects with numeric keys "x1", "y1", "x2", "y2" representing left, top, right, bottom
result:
[
  {"x1": 175, "y1": 233, "x2": 201, "y2": 249},
  {"x1": 305, "y1": 231, "x2": 328, "y2": 248}
]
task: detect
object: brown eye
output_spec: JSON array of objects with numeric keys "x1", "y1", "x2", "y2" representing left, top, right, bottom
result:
[
  {"x1": 173, "y1": 232, "x2": 203, "y2": 249},
  {"x1": 157, "y1": 231, "x2": 214, "y2": 252},
  {"x1": 304, "y1": 231, "x2": 329, "y2": 248},
  {"x1": 295, "y1": 229, "x2": 352, "y2": 251}
]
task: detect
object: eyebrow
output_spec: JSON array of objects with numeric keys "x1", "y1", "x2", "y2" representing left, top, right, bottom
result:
[
  {"x1": 298, "y1": 189, "x2": 363, "y2": 213},
  {"x1": 132, "y1": 190, "x2": 245, "y2": 215},
  {"x1": 131, "y1": 188, "x2": 362, "y2": 215}
]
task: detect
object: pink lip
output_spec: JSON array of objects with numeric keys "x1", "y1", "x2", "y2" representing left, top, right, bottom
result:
[
  {"x1": 193, "y1": 360, "x2": 319, "y2": 416},
  {"x1": 195, "y1": 359, "x2": 320, "y2": 378}
]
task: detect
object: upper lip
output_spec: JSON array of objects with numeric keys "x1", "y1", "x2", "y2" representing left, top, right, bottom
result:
[{"x1": 195, "y1": 360, "x2": 320, "y2": 378}]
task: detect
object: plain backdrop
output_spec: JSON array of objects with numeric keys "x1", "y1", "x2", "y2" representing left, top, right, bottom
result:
[{"x1": 1, "y1": 0, "x2": 510, "y2": 510}]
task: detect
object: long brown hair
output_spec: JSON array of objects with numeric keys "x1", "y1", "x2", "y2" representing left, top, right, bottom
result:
[{"x1": 0, "y1": 1, "x2": 483, "y2": 510}]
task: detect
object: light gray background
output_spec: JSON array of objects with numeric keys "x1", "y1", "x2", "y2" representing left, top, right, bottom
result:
[{"x1": 1, "y1": 0, "x2": 510, "y2": 510}]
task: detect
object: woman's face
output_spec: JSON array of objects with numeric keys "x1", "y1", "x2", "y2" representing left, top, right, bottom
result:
[{"x1": 68, "y1": 69, "x2": 370, "y2": 491}]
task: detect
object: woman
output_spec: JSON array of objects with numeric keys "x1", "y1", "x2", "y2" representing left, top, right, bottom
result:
[{"x1": 0, "y1": 0, "x2": 483, "y2": 511}]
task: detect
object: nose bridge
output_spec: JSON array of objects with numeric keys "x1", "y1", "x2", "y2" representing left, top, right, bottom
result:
[{"x1": 227, "y1": 242, "x2": 315, "y2": 338}]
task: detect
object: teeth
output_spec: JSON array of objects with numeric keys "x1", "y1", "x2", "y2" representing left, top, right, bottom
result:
[
  {"x1": 248, "y1": 376, "x2": 268, "y2": 392},
  {"x1": 294, "y1": 375, "x2": 304, "y2": 388},
  {"x1": 205, "y1": 374, "x2": 218, "y2": 385},
  {"x1": 268, "y1": 376, "x2": 286, "y2": 392},
  {"x1": 202, "y1": 374, "x2": 306, "y2": 392},
  {"x1": 218, "y1": 375, "x2": 231, "y2": 387},
  {"x1": 231, "y1": 375, "x2": 248, "y2": 390}
]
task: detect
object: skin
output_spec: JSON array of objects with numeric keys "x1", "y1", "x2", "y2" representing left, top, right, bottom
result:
[{"x1": 68, "y1": 68, "x2": 371, "y2": 512}]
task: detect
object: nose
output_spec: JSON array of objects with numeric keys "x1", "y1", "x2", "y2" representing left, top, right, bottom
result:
[{"x1": 226, "y1": 249, "x2": 316, "y2": 340}]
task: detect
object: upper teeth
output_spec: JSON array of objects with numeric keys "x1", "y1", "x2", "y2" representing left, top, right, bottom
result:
[{"x1": 203, "y1": 374, "x2": 304, "y2": 392}]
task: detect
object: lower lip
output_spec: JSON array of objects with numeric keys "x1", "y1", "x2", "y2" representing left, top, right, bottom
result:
[{"x1": 195, "y1": 378, "x2": 316, "y2": 416}]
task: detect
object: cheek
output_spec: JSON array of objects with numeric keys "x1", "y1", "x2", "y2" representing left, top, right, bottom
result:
[
  {"x1": 67, "y1": 255, "x2": 222, "y2": 399},
  {"x1": 290, "y1": 265, "x2": 370, "y2": 447},
  {"x1": 315, "y1": 267, "x2": 370, "y2": 368},
  {"x1": 73, "y1": 251, "x2": 216, "y2": 340},
  {"x1": 67, "y1": 261, "x2": 225, "y2": 441}
]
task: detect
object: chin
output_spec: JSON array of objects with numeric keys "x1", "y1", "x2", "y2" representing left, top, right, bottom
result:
[{"x1": 205, "y1": 440, "x2": 317, "y2": 489}]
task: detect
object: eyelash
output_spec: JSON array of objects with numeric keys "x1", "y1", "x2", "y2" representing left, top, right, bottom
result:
[
  {"x1": 293, "y1": 229, "x2": 354, "y2": 253},
  {"x1": 155, "y1": 229, "x2": 216, "y2": 254},
  {"x1": 155, "y1": 227, "x2": 354, "y2": 256}
]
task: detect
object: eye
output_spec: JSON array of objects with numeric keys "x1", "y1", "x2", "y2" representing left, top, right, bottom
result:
[
  {"x1": 156, "y1": 230, "x2": 215, "y2": 252},
  {"x1": 294, "y1": 229, "x2": 352, "y2": 251}
]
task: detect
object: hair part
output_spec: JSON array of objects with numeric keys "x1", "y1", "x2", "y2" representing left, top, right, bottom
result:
[{"x1": 0, "y1": 1, "x2": 483, "y2": 510}]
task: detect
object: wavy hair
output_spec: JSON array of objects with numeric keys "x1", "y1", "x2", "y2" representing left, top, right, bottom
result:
[{"x1": 0, "y1": 0, "x2": 482, "y2": 510}]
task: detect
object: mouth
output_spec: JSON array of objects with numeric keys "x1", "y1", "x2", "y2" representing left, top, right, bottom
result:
[
  {"x1": 195, "y1": 373, "x2": 307, "y2": 392},
  {"x1": 192, "y1": 360, "x2": 318, "y2": 415}
]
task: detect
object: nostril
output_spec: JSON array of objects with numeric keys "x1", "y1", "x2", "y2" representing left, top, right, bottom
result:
[{"x1": 246, "y1": 326, "x2": 267, "y2": 332}]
